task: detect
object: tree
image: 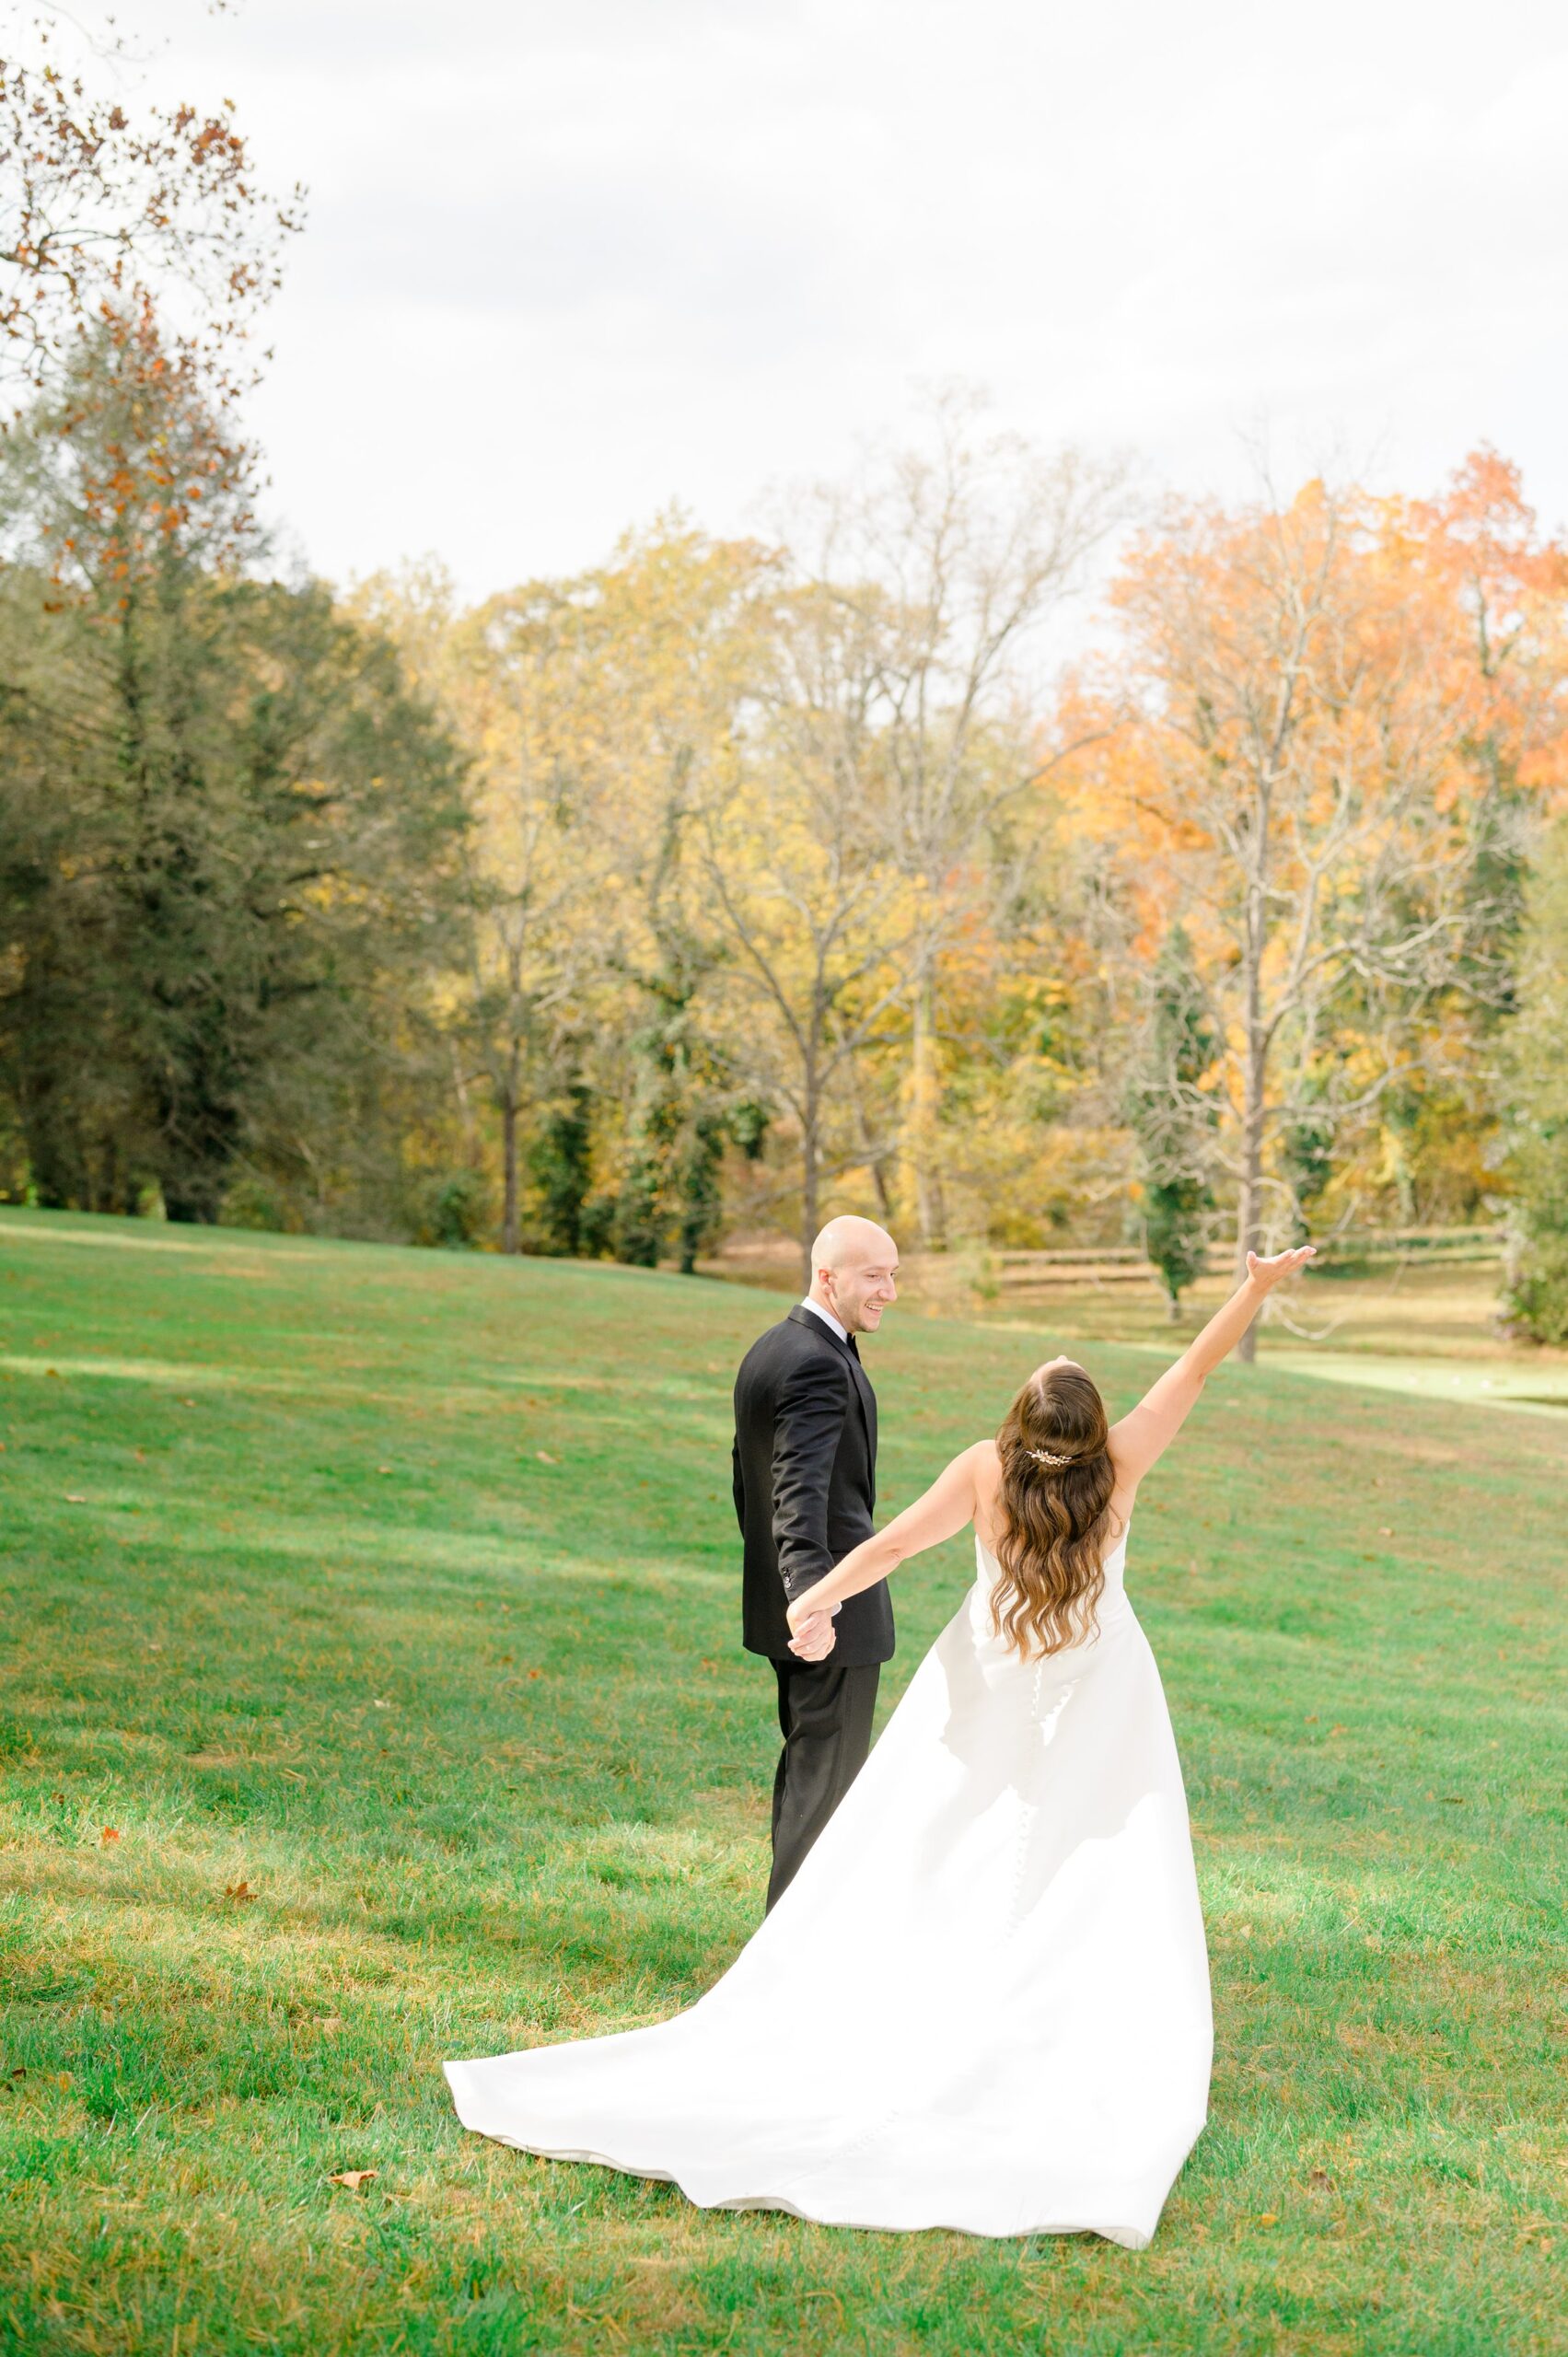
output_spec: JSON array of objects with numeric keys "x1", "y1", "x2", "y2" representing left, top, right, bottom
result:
[
  {"x1": 1502, "y1": 814, "x2": 1568, "y2": 1343},
  {"x1": 528, "y1": 1077, "x2": 594, "y2": 1256},
  {"x1": 445, "y1": 578, "x2": 604, "y2": 1255},
  {"x1": 692, "y1": 576, "x2": 919, "y2": 1285},
  {"x1": 1347, "y1": 454, "x2": 1568, "y2": 1229},
  {"x1": 360, "y1": 527, "x2": 776, "y2": 1258},
  {"x1": 1127, "y1": 923, "x2": 1217, "y2": 1318},
  {"x1": 0, "y1": 7, "x2": 301, "y2": 417},
  {"x1": 1074, "y1": 472, "x2": 1537, "y2": 1357},
  {"x1": 782, "y1": 390, "x2": 1122, "y2": 1247},
  {"x1": 580, "y1": 532, "x2": 772, "y2": 1272},
  {"x1": 611, "y1": 819, "x2": 749, "y2": 1274},
  {"x1": 0, "y1": 331, "x2": 468, "y2": 1224}
]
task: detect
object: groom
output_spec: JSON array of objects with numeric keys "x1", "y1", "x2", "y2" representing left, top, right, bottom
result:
[{"x1": 732, "y1": 1216, "x2": 900, "y2": 1910}]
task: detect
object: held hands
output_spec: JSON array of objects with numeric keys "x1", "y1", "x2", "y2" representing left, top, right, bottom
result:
[
  {"x1": 1245, "y1": 1244, "x2": 1317, "y2": 1293},
  {"x1": 786, "y1": 1592, "x2": 838, "y2": 1662}
]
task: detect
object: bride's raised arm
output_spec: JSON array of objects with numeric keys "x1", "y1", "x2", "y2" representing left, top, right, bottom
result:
[
  {"x1": 784, "y1": 1443, "x2": 988, "y2": 1641},
  {"x1": 1108, "y1": 1245, "x2": 1316, "y2": 1493}
]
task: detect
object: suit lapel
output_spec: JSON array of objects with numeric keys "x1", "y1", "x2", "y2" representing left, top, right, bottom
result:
[{"x1": 785, "y1": 1306, "x2": 877, "y2": 1457}]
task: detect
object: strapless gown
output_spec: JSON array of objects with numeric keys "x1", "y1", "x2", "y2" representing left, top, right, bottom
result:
[{"x1": 445, "y1": 1526, "x2": 1213, "y2": 2248}]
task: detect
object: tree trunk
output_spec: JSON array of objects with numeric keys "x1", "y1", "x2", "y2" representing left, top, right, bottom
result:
[
  {"x1": 798, "y1": 1069, "x2": 820, "y2": 1293},
  {"x1": 867, "y1": 1143, "x2": 894, "y2": 1224},
  {"x1": 1233, "y1": 1034, "x2": 1267, "y2": 1364},
  {"x1": 498, "y1": 943, "x2": 528, "y2": 1255},
  {"x1": 500, "y1": 1033, "x2": 522, "y2": 1255},
  {"x1": 450, "y1": 1038, "x2": 481, "y2": 1166},
  {"x1": 853, "y1": 1092, "x2": 894, "y2": 1222},
  {"x1": 909, "y1": 960, "x2": 947, "y2": 1250}
]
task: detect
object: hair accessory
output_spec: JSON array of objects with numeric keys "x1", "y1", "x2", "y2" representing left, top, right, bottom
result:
[{"x1": 1026, "y1": 1446, "x2": 1076, "y2": 1468}]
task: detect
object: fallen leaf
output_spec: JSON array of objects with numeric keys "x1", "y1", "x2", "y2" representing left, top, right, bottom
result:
[
  {"x1": 99, "y1": 1827, "x2": 122, "y2": 1846},
  {"x1": 222, "y1": 1879, "x2": 257, "y2": 1904},
  {"x1": 372, "y1": 1698, "x2": 391, "y2": 1710},
  {"x1": 1259, "y1": 2212, "x2": 1279, "y2": 2227},
  {"x1": 180, "y1": 1397, "x2": 196, "y2": 1407},
  {"x1": 536, "y1": 1450, "x2": 560, "y2": 1465},
  {"x1": 1309, "y1": 2168, "x2": 1332, "y2": 2188},
  {"x1": 64, "y1": 1493, "x2": 89, "y2": 1504},
  {"x1": 377, "y1": 1464, "x2": 393, "y2": 1475},
  {"x1": 527, "y1": 1668, "x2": 542, "y2": 1681},
  {"x1": 328, "y1": 2168, "x2": 377, "y2": 2191},
  {"x1": 1378, "y1": 1527, "x2": 1394, "y2": 1538},
  {"x1": 7, "y1": 2067, "x2": 24, "y2": 2083}
]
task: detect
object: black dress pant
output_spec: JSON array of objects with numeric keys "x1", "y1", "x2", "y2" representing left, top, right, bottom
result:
[{"x1": 766, "y1": 1655, "x2": 880, "y2": 1912}]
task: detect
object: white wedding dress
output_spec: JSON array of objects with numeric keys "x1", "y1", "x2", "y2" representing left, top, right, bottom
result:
[{"x1": 445, "y1": 1524, "x2": 1213, "y2": 2248}]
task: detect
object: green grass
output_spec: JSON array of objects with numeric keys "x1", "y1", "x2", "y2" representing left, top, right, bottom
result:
[{"x1": 0, "y1": 1209, "x2": 1563, "y2": 2357}]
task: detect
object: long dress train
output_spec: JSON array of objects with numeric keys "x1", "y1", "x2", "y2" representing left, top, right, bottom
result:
[{"x1": 445, "y1": 1526, "x2": 1213, "y2": 2249}]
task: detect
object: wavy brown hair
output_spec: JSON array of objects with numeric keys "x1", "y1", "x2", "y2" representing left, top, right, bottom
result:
[{"x1": 989, "y1": 1362, "x2": 1120, "y2": 1657}]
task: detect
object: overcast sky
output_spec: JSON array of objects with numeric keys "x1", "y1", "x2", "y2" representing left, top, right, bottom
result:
[{"x1": 119, "y1": 0, "x2": 1567, "y2": 598}]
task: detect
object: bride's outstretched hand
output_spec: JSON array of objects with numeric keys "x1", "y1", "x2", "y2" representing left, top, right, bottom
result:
[{"x1": 1245, "y1": 1244, "x2": 1317, "y2": 1292}]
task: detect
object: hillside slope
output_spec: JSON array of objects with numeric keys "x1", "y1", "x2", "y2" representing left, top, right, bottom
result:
[{"x1": 1, "y1": 1211, "x2": 1562, "y2": 2356}]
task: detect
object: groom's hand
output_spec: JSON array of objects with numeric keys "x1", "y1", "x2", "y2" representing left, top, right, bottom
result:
[{"x1": 787, "y1": 1609, "x2": 837, "y2": 1662}]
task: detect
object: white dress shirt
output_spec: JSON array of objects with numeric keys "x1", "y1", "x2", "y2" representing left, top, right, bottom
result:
[{"x1": 800, "y1": 1295, "x2": 850, "y2": 1345}]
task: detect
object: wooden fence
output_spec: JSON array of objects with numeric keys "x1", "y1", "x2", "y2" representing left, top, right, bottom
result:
[{"x1": 991, "y1": 1226, "x2": 1506, "y2": 1293}]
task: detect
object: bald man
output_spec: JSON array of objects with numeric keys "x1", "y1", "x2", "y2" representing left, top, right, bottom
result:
[{"x1": 732, "y1": 1216, "x2": 900, "y2": 1910}]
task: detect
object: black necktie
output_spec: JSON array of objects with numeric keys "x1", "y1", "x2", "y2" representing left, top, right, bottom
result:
[{"x1": 847, "y1": 1335, "x2": 860, "y2": 1362}]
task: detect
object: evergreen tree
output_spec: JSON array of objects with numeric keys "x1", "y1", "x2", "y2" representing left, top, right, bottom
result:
[
  {"x1": 0, "y1": 322, "x2": 470, "y2": 1226},
  {"x1": 611, "y1": 966, "x2": 714, "y2": 1271},
  {"x1": 1128, "y1": 925, "x2": 1219, "y2": 1318},
  {"x1": 1502, "y1": 816, "x2": 1568, "y2": 1342},
  {"x1": 609, "y1": 788, "x2": 760, "y2": 1275},
  {"x1": 528, "y1": 1079, "x2": 595, "y2": 1256},
  {"x1": 1282, "y1": 1083, "x2": 1336, "y2": 1233}
]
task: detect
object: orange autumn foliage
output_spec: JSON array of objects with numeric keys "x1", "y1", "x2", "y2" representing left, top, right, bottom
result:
[{"x1": 1048, "y1": 455, "x2": 1568, "y2": 1289}]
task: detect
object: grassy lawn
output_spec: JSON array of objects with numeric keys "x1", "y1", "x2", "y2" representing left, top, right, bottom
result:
[{"x1": 1, "y1": 1209, "x2": 1563, "y2": 2356}]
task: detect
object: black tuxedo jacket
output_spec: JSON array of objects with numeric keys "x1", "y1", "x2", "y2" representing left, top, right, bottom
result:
[{"x1": 731, "y1": 1305, "x2": 894, "y2": 1666}]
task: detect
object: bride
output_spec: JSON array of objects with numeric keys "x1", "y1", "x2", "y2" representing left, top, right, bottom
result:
[{"x1": 446, "y1": 1245, "x2": 1315, "y2": 2249}]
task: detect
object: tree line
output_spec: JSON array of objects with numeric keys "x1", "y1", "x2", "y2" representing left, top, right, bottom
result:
[{"x1": 3, "y1": 11, "x2": 1566, "y2": 1339}]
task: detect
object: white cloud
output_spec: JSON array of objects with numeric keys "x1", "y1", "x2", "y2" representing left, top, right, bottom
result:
[{"x1": 110, "y1": 0, "x2": 1568, "y2": 593}]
